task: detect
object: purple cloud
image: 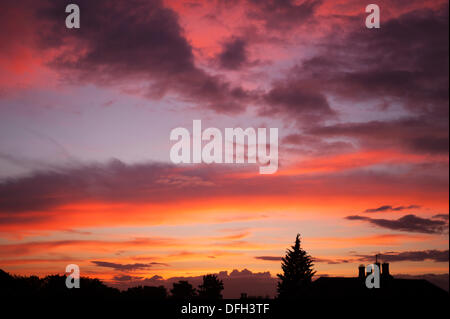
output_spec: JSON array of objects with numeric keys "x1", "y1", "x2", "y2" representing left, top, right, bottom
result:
[{"x1": 345, "y1": 214, "x2": 449, "y2": 234}]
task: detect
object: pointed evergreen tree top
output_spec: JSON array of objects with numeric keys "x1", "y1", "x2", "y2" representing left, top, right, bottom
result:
[{"x1": 277, "y1": 233, "x2": 316, "y2": 299}]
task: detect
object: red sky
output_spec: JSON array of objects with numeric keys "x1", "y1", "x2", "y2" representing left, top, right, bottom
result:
[{"x1": 0, "y1": 0, "x2": 448, "y2": 293}]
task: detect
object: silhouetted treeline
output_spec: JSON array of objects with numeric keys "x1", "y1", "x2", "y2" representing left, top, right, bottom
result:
[
  {"x1": 0, "y1": 269, "x2": 120, "y2": 299},
  {"x1": 1, "y1": 234, "x2": 447, "y2": 300},
  {"x1": 0, "y1": 269, "x2": 224, "y2": 300}
]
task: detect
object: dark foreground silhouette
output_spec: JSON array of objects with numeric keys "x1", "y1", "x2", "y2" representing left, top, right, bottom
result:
[
  {"x1": 0, "y1": 235, "x2": 447, "y2": 300},
  {"x1": 0, "y1": 269, "x2": 227, "y2": 300},
  {"x1": 1, "y1": 265, "x2": 447, "y2": 301},
  {"x1": 276, "y1": 234, "x2": 448, "y2": 299}
]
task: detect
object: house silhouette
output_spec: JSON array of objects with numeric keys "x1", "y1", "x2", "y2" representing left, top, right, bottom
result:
[{"x1": 311, "y1": 261, "x2": 447, "y2": 299}]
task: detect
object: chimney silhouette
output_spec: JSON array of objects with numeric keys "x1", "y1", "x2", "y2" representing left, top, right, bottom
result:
[
  {"x1": 375, "y1": 254, "x2": 381, "y2": 274},
  {"x1": 358, "y1": 264, "x2": 365, "y2": 280},
  {"x1": 382, "y1": 263, "x2": 390, "y2": 277}
]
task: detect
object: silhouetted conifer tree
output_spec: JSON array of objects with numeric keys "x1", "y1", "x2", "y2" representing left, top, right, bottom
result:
[{"x1": 277, "y1": 234, "x2": 316, "y2": 299}]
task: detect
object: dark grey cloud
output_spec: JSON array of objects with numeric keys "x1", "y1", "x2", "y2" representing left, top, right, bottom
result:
[
  {"x1": 0, "y1": 158, "x2": 446, "y2": 227},
  {"x1": 257, "y1": 7, "x2": 447, "y2": 127},
  {"x1": 313, "y1": 258, "x2": 351, "y2": 265},
  {"x1": 409, "y1": 136, "x2": 450, "y2": 154},
  {"x1": 3, "y1": 0, "x2": 447, "y2": 129},
  {"x1": 260, "y1": 84, "x2": 336, "y2": 125},
  {"x1": 345, "y1": 214, "x2": 449, "y2": 234},
  {"x1": 217, "y1": 37, "x2": 249, "y2": 70},
  {"x1": 9, "y1": 0, "x2": 251, "y2": 113},
  {"x1": 0, "y1": 160, "x2": 165, "y2": 214},
  {"x1": 91, "y1": 261, "x2": 168, "y2": 271},
  {"x1": 246, "y1": 0, "x2": 322, "y2": 30},
  {"x1": 286, "y1": 6, "x2": 448, "y2": 150},
  {"x1": 258, "y1": 249, "x2": 449, "y2": 266},
  {"x1": 0, "y1": 159, "x2": 222, "y2": 216},
  {"x1": 306, "y1": 7, "x2": 448, "y2": 115},
  {"x1": 112, "y1": 275, "x2": 144, "y2": 281},
  {"x1": 254, "y1": 256, "x2": 281, "y2": 261},
  {"x1": 364, "y1": 205, "x2": 421, "y2": 213},
  {"x1": 312, "y1": 250, "x2": 448, "y2": 265},
  {"x1": 433, "y1": 214, "x2": 450, "y2": 221},
  {"x1": 357, "y1": 250, "x2": 449, "y2": 263},
  {"x1": 309, "y1": 118, "x2": 449, "y2": 155},
  {"x1": 256, "y1": 255, "x2": 353, "y2": 265}
]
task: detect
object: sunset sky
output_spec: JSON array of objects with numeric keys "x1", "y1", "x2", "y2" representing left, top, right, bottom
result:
[{"x1": 0, "y1": 0, "x2": 448, "y2": 292}]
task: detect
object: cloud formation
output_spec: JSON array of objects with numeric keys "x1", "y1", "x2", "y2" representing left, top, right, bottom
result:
[
  {"x1": 364, "y1": 205, "x2": 421, "y2": 213},
  {"x1": 264, "y1": 249, "x2": 449, "y2": 266},
  {"x1": 1, "y1": 0, "x2": 448, "y2": 128},
  {"x1": 0, "y1": 0, "x2": 448, "y2": 281},
  {"x1": 1, "y1": 0, "x2": 252, "y2": 113},
  {"x1": 261, "y1": 83, "x2": 336, "y2": 124},
  {"x1": 290, "y1": 6, "x2": 449, "y2": 149},
  {"x1": 310, "y1": 118, "x2": 449, "y2": 155},
  {"x1": 91, "y1": 261, "x2": 168, "y2": 271},
  {"x1": 345, "y1": 214, "x2": 449, "y2": 234},
  {"x1": 109, "y1": 268, "x2": 277, "y2": 298},
  {"x1": 246, "y1": 0, "x2": 322, "y2": 30},
  {"x1": 217, "y1": 37, "x2": 249, "y2": 70},
  {"x1": 112, "y1": 275, "x2": 144, "y2": 281},
  {"x1": 0, "y1": 157, "x2": 446, "y2": 230},
  {"x1": 357, "y1": 250, "x2": 449, "y2": 263},
  {"x1": 0, "y1": 237, "x2": 176, "y2": 258},
  {"x1": 254, "y1": 256, "x2": 281, "y2": 261},
  {"x1": 433, "y1": 214, "x2": 449, "y2": 221}
]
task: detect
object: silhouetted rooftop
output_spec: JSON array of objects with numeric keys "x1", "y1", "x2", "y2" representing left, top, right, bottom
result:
[{"x1": 312, "y1": 276, "x2": 448, "y2": 299}]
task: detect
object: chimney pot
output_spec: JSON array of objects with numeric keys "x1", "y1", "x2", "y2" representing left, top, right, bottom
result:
[
  {"x1": 358, "y1": 264, "x2": 365, "y2": 279},
  {"x1": 382, "y1": 262, "x2": 390, "y2": 276}
]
